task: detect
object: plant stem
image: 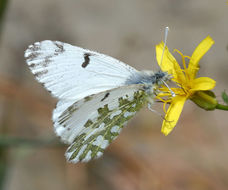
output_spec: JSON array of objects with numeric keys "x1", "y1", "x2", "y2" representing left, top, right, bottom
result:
[
  {"x1": 0, "y1": 148, "x2": 7, "y2": 190},
  {"x1": 0, "y1": 135, "x2": 64, "y2": 148},
  {"x1": 215, "y1": 103, "x2": 228, "y2": 111},
  {"x1": 0, "y1": 0, "x2": 8, "y2": 34}
]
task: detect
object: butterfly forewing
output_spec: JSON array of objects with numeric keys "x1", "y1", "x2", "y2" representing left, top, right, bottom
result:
[
  {"x1": 53, "y1": 85, "x2": 147, "y2": 163},
  {"x1": 25, "y1": 41, "x2": 138, "y2": 101}
]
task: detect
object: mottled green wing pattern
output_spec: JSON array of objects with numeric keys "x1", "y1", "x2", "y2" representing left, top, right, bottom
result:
[{"x1": 54, "y1": 85, "x2": 148, "y2": 163}]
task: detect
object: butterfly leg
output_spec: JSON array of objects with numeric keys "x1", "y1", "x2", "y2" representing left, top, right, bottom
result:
[{"x1": 147, "y1": 103, "x2": 165, "y2": 119}]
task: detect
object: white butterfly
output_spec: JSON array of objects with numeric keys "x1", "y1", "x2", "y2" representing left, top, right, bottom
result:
[{"x1": 25, "y1": 40, "x2": 170, "y2": 163}]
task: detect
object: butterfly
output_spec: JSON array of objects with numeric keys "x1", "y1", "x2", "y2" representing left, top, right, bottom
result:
[{"x1": 24, "y1": 40, "x2": 171, "y2": 163}]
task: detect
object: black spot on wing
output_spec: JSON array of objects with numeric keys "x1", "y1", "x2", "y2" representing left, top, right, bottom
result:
[
  {"x1": 101, "y1": 92, "x2": 110, "y2": 102},
  {"x1": 28, "y1": 42, "x2": 41, "y2": 52},
  {"x1": 82, "y1": 53, "x2": 92, "y2": 68},
  {"x1": 25, "y1": 43, "x2": 41, "y2": 61},
  {"x1": 26, "y1": 52, "x2": 41, "y2": 62},
  {"x1": 84, "y1": 95, "x2": 93, "y2": 102},
  {"x1": 43, "y1": 55, "x2": 52, "y2": 67},
  {"x1": 54, "y1": 41, "x2": 65, "y2": 55},
  {"x1": 34, "y1": 70, "x2": 48, "y2": 78}
]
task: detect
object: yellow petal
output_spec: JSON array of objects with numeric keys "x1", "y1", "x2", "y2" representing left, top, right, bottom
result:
[
  {"x1": 156, "y1": 42, "x2": 185, "y2": 83},
  {"x1": 188, "y1": 36, "x2": 214, "y2": 79},
  {"x1": 161, "y1": 95, "x2": 187, "y2": 136},
  {"x1": 191, "y1": 77, "x2": 216, "y2": 91},
  {"x1": 158, "y1": 87, "x2": 185, "y2": 97}
]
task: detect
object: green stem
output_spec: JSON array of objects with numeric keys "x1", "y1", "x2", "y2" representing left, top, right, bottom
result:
[
  {"x1": 0, "y1": 135, "x2": 65, "y2": 148},
  {"x1": 0, "y1": 0, "x2": 8, "y2": 34},
  {"x1": 215, "y1": 103, "x2": 228, "y2": 111},
  {"x1": 0, "y1": 148, "x2": 7, "y2": 190}
]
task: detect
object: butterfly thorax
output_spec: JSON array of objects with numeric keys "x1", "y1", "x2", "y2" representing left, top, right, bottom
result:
[{"x1": 126, "y1": 70, "x2": 170, "y2": 94}]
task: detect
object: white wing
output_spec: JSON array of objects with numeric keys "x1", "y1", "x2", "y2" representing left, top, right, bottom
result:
[
  {"x1": 53, "y1": 85, "x2": 147, "y2": 163},
  {"x1": 25, "y1": 40, "x2": 139, "y2": 101}
]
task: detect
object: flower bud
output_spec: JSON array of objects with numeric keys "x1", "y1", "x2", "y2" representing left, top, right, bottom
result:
[{"x1": 190, "y1": 91, "x2": 218, "y2": 111}]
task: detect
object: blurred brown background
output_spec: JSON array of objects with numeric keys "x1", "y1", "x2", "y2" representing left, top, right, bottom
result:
[{"x1": 0, "y1": 0, "x2": 228, "y2": 190}]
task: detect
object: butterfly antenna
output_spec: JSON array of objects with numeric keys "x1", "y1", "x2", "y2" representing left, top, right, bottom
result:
[
  {"x1": 160, "y1": 26, "x2": 169, "y2": 67},
  {"x1": 160, "y1": 27, "x2": 175, "y2": 97}
]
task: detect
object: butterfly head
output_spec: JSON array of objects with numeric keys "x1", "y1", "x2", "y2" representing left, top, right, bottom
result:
[{"x1": 152, "y1": 70, "x2": 171, "y2": 86}]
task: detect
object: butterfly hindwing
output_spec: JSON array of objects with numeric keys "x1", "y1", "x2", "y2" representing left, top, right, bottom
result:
[{"x1": 53, "y1": 85, "x2": 147, "y2": 163}]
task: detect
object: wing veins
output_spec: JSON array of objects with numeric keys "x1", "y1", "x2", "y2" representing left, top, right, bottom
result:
[
  {"x1": 75, "y1": 90, "x2": 146, "y2": 161},
  {"x1": 74, "y1": 100, "x2": 135, "y2": 161}
]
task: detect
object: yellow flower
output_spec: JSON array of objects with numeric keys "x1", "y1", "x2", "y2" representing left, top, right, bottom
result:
[{"x1": 156, "y1": 36, "x2": 216, "y2": 136}]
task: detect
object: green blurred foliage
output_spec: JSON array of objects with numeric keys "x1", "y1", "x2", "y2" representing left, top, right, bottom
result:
[
  {"x1": 0, "y1": 0, "x2": 8, "y2": 33},
  {"x1": 222, "y1": 91, "x2": 228, "y2": 105}
]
